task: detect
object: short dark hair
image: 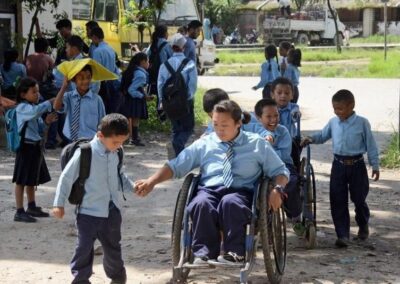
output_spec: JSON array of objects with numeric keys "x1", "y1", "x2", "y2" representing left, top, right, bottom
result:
[
  {"x1": 73, "y1": 65, "x2": 93, "y2": 80},
  {"x1": 279, "y1": 41, "x2": 293, "y2": 51},
  {"x1": 288, "y1": 48, "x2": 302, "y2": 67},
  {"x1": 203, "y1": 88, "x2": 230, "y2": 113},
  {"x1": 188, "y1": 20, "x2": 202, "y2": 30},
  {"x1": 34, "y1": 38, "x2": 49, "y2": 53},
  {"x1": 16, "y1": 77, "x2": 37, "y2": 103},
  {"x1": 265, "y1": 44, "x2": 277, "y2": 59},
  {"x1": 254, "y1": 98, "x2": 277, "y2": 117},
  {"x1": 85, "y1": 20, "x2": 99, "y2": 29},
  {"x1": 90, "y1": 27, "x2": 104, "y2": 39},
  {"x1": 271, "y1": 77, "x2": 293, "y2": 93},
  {"x1": 98, "y1": 113, "x2": 129, "y2": 137},
  {"x1": 332, "y1": 89, "x2": 355, "y2": 104},
  {"x1": 67, "y1": 35, "x2": 84, "y2": 51},
  {"x1": 56, "y1": 18, "x2": 72, "y2": 30}
]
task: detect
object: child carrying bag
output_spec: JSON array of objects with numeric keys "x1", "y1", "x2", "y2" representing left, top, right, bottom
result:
[{"x1": 4, "y1": 108, "x2": 27, "y2": 152}]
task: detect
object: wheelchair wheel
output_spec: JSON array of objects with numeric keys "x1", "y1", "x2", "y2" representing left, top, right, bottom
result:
[
  {"x1": 259, "y1": 181, "x2": 287, "y2": 284},
  {"x1": 171, "y1": 174, "x2": 194, "y2": 282}
]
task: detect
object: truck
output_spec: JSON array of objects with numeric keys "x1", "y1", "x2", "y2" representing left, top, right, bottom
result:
[
  {"x1": 71, "y1": 0, "x2": 217, "y2": 73},
  {"x1": 263, "y1": 7, "x2": 346, "y2": 46}
]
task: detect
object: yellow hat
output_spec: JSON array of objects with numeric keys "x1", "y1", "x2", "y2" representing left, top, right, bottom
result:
[{"x1": 57, "y1": 58, "x2": 118, "y2": 81}]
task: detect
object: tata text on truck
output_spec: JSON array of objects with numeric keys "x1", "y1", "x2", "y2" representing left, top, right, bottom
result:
[{"x1": 72, "y1": 0, "x2": 217, "y2": 73}]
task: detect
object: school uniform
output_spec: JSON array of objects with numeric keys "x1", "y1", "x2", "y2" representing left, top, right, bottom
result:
[
  {"x1": 157, "y1": 52, "x2": 198, "y2": 156},
  {"x1": 278, "y1": 102, "x2": 300, "y2": 138},
  {"x1": 283, "y1": 63, "x2": 300, "y2": 103},
  {"x1": 120, "y1": 67, "x2": 149, "y2": 119},
  {"x1": 147, "y1": 38, "x2": 173, "y2": 65},
  {"x1": 61, "y1": 89, "x2": 106, "y2": 141},
  {"x1": 167, "y1": 130, "x2": 289, "y2": 258},
  {"x1": 184, "y1": 36, "x2": 197, "y2": 64},
  {"x1": 0, "y1": 63, "x2": 27, "y2": 100},
  {"x1": 264, "y1": 125, "x2": 301, "y2": 218},
  {"x1": 92, "y1": 41, "x2": 121, "y2": 114},
  {"x1": 279, "y1": 56, "x2": 287, "y2": 75},
  {"x1": 13, "y1": 101, "x2": 53, "y2": 186},
  {"x1": 54, "y1": 135, "x2": 133, "y2": 283},
  {"x1": 254, "y1": 59, "x2": 280, "y2": 99},
  {"x1": 46, "y1": 35, "x2": 89, "y2": 66},
  {"x1": 311, "y1": 112, "x2": 379, "y2": 239}
]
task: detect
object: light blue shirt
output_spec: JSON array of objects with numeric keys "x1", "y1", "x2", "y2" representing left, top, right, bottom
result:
[
  {"x1": 310, "y1": 112, "x2": 380, "y2": 170},
  {"x1": 92, "y1": 41, "x2": 118, "y2": 74},
  {"x1": 88, "y1": 42, "x2": 96, "y2": 58},
  {"x1": 204, "y1": 113, "x2": 270, "y2": 138},
  {"x1": 62, "y1": 89, "x2": 106, "y2": 140},
  {"x1": 146, "y1": 38, "x2": 173, "y2": 65},
  {"x1": 53, "y1": 135, "x2": 134, "y2": 217},
  {"x1": 157, "y1": 52, "x2": 198, "y2": 103},
  {"x1": 278, "y1": 102, "x2": 300, "y2": 138},
  {"x1": 255, "y1": 60, "x2": 280, "y2": 89},
  {"x1": 283, "y1": 63, "x2": 300, "y2": 86},
  {"x1": 128, "y1": 67, "x2": 149, "y2": 99},
  {"x1": 167, "y1": 130, "x2": 289, "y2": 190},
  {"x1": 1, "y1": 62, "x2": 27, "y2": 88},
  {"x1": 184, "y1": 36, "x2": 197, "y2": 63},
  {"x1": 16, "y1": 101, "x2": 52, "y2": 141},
  {"x1": 264, "y1": 124, "x2": 293, "y2": 165}
]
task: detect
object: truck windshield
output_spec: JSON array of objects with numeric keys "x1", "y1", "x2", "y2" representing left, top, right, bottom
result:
[{"x1": 124, "y1": 0, "x2": 198, "y2": 26}]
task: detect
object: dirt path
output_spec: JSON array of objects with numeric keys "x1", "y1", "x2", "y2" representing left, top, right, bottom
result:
[{"x1": 0, "y1": 77, "x2": 399, "y2": 284}]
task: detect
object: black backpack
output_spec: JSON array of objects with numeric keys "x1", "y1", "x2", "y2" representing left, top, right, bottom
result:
[
  {"x1": 162, "y1": 58, "x2": 190, "y2": 120},
  {"x1": 60, "y1": 138, "x2": 124, "y2": 206},
  {"x1": 148, "y1": 41, "x2": 168, "y2": 95}
]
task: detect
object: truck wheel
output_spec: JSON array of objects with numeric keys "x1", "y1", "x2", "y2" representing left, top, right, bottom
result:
[{"x1": 297, "y1": 33, "x2": 309, "y2": 45}]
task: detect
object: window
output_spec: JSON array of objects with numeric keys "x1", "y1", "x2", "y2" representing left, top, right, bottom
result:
[
  {"x1": 72, "y1": 0, "x2": 91, "y2": 20},
  {"x1": 94, "y1": 0, "x2": 119, "y2": 22},
  {"x1": 160, "y1": 0, "x2": 198, "y2": 24}
]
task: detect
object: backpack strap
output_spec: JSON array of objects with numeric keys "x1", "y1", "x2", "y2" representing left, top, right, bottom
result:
[
  {"x1": 77, "y1": 143, "x2": 92, "y2": 206},
  {"x1": 117, "y1": 147, "x2": 126, "y2": 201},
  {"x1": 19, "y1": 121, "x2": 28, "y2": 145},
  {"x1": 158, "y1": 41, "x2": 168, "y2": 53},
  {"x1": 177, "y1": 58, "x2": 190, "y2": 73},
  {"x1": 164, "y1": 60, "x2": 175, "y2": 76}
]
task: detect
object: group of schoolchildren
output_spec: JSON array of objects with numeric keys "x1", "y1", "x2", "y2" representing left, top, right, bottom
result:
[{"x1": 0, "y1": 17, "x2": 381, "y2": 284}]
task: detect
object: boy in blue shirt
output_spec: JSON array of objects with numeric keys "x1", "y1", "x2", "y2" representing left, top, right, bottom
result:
[
  {"x1": 255, "y1": 98, "x2": 304, "y2": 235},
  {"x1": 271, "y1": 77, "x2": 300, "y2": 138},
  {"x1": 53, "y1": 64, "x2": 106, "y2": 142},
  {"x1": 53, "y1": 113, "x2": 134, "y2": 284},
  {"x1": 158, "y1": 33, "x2": 198, "y2": 157},
  {"x1": 184, "y1": 20, "x2": 203, "y2": 64},
  {"x1": 302, "y1": 90, "x2": 380, "y2": 248}
]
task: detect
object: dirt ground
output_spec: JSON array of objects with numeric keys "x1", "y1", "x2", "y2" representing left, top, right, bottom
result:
[{"x1": 0, "y1": 77, "x2": 399, "y2": 284}]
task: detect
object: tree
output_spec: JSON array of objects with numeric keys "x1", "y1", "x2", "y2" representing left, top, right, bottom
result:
[
  {"x1": 326, "y1": 0, "x2": 341, "y2": 53},
  {"x1": 205, "y1": 0, "x2": 240, "y2": 35},
  {"x1": 18, "y1": 0, "x2": 60, "y2": 60}
]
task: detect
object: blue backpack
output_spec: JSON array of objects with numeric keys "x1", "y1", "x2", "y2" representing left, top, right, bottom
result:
[{"x1": 4, "y1": 108, "x2": 27, "y2": 152}]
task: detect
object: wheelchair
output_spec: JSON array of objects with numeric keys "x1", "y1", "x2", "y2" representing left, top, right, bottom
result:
[
  {"x1": 171, "y1": 174, "x2": 287, "y2": 284},
  {"x1": 291, "y1": 116, "x2": 317, "y2": 249}
]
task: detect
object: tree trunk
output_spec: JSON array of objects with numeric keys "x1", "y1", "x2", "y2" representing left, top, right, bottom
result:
[
  {"x1": 327, "y1": 0, "x2": 341, "y2": 53},
  {"x1": 24, "y1": 7, "x2": 41, "y2": 60}
]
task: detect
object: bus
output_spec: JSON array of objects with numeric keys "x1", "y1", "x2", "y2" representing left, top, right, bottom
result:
[{"x1": 71, "y1": 0, "x2": 217, "y2": 73}]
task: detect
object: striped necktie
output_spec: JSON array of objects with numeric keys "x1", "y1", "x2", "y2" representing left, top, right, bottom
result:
[
  {"x1": 222, "y1": 141, "x2": 235, "y2": 188},
  {"x1": 70, "y1": 96, "x2": 81, "y2": 141}
]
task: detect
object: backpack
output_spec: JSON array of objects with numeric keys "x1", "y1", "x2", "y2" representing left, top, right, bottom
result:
[
  {"x1": 60, "y1": 138, "x2": 125, "y2": 206},
  {"x1": 148, "y1": 41, "x2": 168, "y2": 94},
  {"x1": 4, "y1": 108, "x2": 27, "y2": 153},
  {"x1": 162, "y1": 58, "x2": 190, "y2": 120}
]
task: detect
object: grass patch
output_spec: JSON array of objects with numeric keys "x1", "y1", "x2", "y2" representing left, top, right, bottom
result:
[
  {"x1": 350, "y1": 35, "x2": 400, "y2": 44},
  {"x1": 381, "y1": 133, "x2": 400, "y2": 168},
  {"x1": 141, "y1": 88, "x2": 208, "y2": 133}
]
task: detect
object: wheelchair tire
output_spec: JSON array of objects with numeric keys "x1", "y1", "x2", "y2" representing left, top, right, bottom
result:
[
  {"x1": 171, "y1": 174, "x2": 194, "y2": 282},
  {"x1": 305, "y1": 223, "x2": 317, "y2": 249},
  {"x1": 259, "y1": 181, "x2": 287, "y2": 284}
]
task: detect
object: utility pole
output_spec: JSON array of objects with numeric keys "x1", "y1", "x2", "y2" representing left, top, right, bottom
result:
[{"x1": 382, "y1": 0, "x2": 388, "y2": 61}]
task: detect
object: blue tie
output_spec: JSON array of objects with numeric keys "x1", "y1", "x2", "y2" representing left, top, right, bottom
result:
[
  {"x1": 222, "y1": 141, "x2": 235, "y2": 188},
  {"x1": 70, "y1": 96, "x2": 81, "y2": 141}
]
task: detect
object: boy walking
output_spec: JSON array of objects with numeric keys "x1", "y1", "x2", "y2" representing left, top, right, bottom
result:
[
  {"x1": 53, "y1": 113, "x2": 134, "y2": 284},
  {"x1": 302, "y1": 89, "x2": 379, "y2": 248}
]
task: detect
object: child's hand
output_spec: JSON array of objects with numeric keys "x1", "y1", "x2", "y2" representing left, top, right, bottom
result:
[
  {"x1": 145, "y1": 95, "x2": 155, "y2": 101},
  {"x1": 45, "y1": 112, "x2": 58, "y2": 124},
  {"x1": 268, "y1": 189, "x2": 282, "y2": 212},
  {"x1": 265, "y1": 135, "x2": 274, "y2": 144},
  {"x1": 300, "y1": 136, "x2": 313, "y2": 147},
  {"x1": 372, "y1": 170, "x2": 380, "y2": 181},
  {"x1": 135, "y1": 180, "x2": 154, "y2": 197},
  {"x1": 48, "y1": 97, "x2": 56, "y2": 103},
  {"x1": 252, "y1": 86, "x2": 257, "y2": 91},
  {"x1": 53, "y1": 207, "x2": 65, "y2": 219},
  {"x1": 62, "y1": 77, "x2": 70, "y2": 89}
]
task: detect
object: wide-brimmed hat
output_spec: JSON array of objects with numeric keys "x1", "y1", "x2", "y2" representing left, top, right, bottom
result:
[{"x1": 57, "y1": 58, "x2": 118, "y2": 81}]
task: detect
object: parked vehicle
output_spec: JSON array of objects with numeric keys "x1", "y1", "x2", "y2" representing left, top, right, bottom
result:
[
  {"x1": 245, "y1": 29, "x2": 259, "y2": 44},
  {"x1": 263, "y1": 7, "x2": 346, "y2": 46}
]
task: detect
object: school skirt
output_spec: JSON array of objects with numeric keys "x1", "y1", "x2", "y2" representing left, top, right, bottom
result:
[
  {"x1": 119, "y1": 95, "x2": 148, "y2": 119},
  {"x1": 12, "y1": 141, "x2": 51, "y2": 186}
]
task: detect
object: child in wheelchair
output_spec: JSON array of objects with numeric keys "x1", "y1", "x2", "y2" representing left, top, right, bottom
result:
[
  {"x1": 254, "y1": 98, "x2": 305, "y2": 236},
  {"x1": 135, "y1": 100, "x2": 289, "y2": 265}
]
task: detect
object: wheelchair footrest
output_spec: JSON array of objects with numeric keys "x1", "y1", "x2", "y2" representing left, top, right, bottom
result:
[
  {"x1": 182, "y1": 262, "x2": 216, "y2": 269},
  {"x1": 207, "y1": 259, "x2": 245, "y2": 269}
]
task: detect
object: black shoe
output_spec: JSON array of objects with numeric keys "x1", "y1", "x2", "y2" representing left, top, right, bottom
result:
[
  {"x1": 14, "y1": 211, "x2": 37, "y2": 223},
  {"x1": 110, "y1": 274, "x2": 127, "y2": 284},
  {"x1": 357, "y1": 224, "x2": 369, "y2": 240},
  {"x1": 26, "y1": 206, "x2": 50, "y2": 217},
  {"x1": 217, "y1": 252, "x2": 245, "y2": 264},
  {"x1": 335, "y1": 238, "x2": 349, "y2": 248},
  {"x1": 45, "y1": 144, "x2": 57, "y2": 150},
  {"x1": 129, "y1": 139, "x2": 145, "y2": 146}
]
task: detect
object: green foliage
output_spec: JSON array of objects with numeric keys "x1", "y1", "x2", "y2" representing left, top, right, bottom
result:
[
  {"x1": 19, "y1": 0, "x2": 60, "y2": 13},
  {"x1": 381, "y1": 133, "x2": 400, "y2": 168},
  {"x1": 350, "y1": 35, "x2": 400, "y2": 44},
  {"x1": 205, "y1": 0, "x2": 240, "y2": 34}
]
